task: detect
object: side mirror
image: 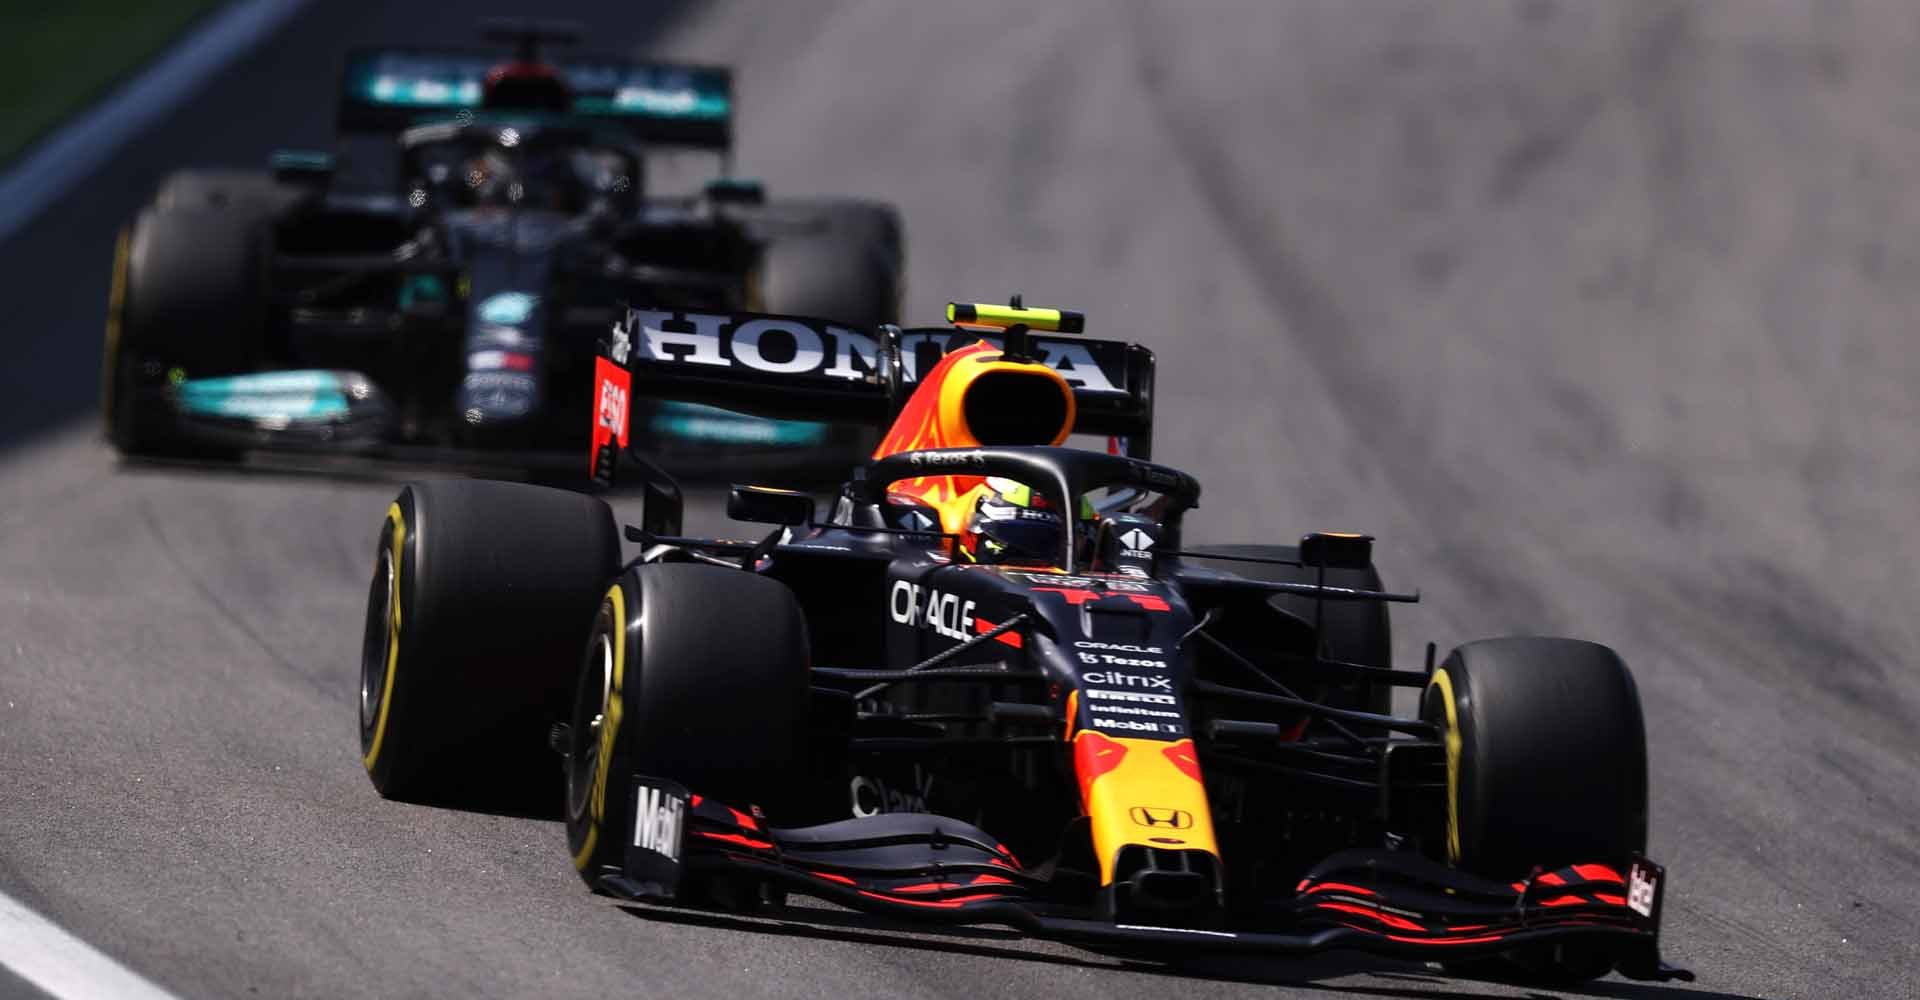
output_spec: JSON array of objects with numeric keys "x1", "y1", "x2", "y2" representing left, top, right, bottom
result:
[
  {"x1": 1299, "y1": 532, "x2": 1373, "y2": 571},
  {"x1": 728, "y1": 484, "x2": 814, "y2": 526},
  {"x1": 1094, "y1": 515, "x2": 1160, "y2": 575},
  {"x1": 704, "y1": 176, "x2": 766, "y2": 206}
]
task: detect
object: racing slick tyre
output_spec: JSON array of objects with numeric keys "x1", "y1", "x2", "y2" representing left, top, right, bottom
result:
[
  {"x1": 1421, "y1": 636, "x2": 1649, "y2": 982},
  {"x1": 1186, "y1": 544, "x2": 1393, "y2": 715},
  {"x1": 758, "y1": 199, "x2": 902, "y2": 472},
  {"x1": 564, "y1": 563, "x2": 811, "y2": 894},
  {"x1": 103, "y1": 199, "x2": 273, "y2": 459},
  {"x1": 360, "y1": 480, "x2": 620, "y2": 808},
  {"x1": 154, "y1": 169, "x2": 303, "y2": 214}
]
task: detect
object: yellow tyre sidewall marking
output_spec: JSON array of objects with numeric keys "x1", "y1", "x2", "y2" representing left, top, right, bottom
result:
[
  {"x1": 361, "y1": 503, "x2": 407, "y2": 771},
  {"x1": 101, "y1": 227, "x2": 131, "y2": 434},
  {"x1": 1428, "y1": 667, "x2": 1464, "y2": 864},
  {"x1": 572, "y1": 583, "x2": 627, "y2": 870}
]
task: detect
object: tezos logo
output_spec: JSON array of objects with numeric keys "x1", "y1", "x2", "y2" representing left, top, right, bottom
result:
[{"x1": 907, "y1": 449, "x2": 987, "y2": 469}]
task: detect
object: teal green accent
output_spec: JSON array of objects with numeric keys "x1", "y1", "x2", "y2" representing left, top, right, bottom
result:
[
  {"x1": 399, "y1": 275, "x2": 447, "y2": 310},
  {"x1": 269, "y1": 149, "x2": 334, "y2": 170},
  {"x1": 578, "y1": 89, "x2": 728, "y2": 121},
  {"x1": 649, "y1": 401, "x2": 827, "y2": 446},
  {"x1": 175, "y1": 371, "x2": 350, "y2": 421},
  {"x1": 346, "y1": 55, "x2": 730, "y2": 120},
  {"x1": 476, "y1": 291, "x2": 538, "y2": 325}
]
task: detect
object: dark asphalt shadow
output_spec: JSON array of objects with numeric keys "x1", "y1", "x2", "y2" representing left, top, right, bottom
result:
[{"x1": 618, "y1": 901, "x2": 1768, "y2": 999}]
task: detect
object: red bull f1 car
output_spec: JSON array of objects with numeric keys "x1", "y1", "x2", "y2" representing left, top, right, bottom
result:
[{"x1": 357, "y1": 300, "x2": 1691, "y2": 983}]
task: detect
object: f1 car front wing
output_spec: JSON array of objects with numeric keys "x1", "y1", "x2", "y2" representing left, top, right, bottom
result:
[{"x1": 600, "y1": 777, "x2": 1693, "y2": 982}]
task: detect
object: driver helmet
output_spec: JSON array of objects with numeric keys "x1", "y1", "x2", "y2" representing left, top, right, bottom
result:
[
  {"x1": 464, "y1": 148, "x2": 517, "y2": 206},
  {"x1": 961, "y1": 477, "x2": 1096, "y2": 566}
]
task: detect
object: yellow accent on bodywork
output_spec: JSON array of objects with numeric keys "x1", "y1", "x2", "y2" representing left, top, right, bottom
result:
[
  {"x1": 572, "y1": 583, "x2": 628, "y2": 870},
  {"x1": 946, "y1": 302, "x2": 1082, "y2": 332},
  {"x1": 361, "y1": 503, "x2": 407, "y2": 771},
  {"x1": 1429, "y1": 667, "x2": 1464, "y2": 864},
  {"x1": 101, "y1": 227, "x2": 131, "y2": 433},
  {"x1": 1079, "y1": 735, "x2": 1219, "y2": 885}
]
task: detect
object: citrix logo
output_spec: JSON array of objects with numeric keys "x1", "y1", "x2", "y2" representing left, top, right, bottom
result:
[{"x1": 1082, "y1": 673, "x2": 1172, "y2": 690}]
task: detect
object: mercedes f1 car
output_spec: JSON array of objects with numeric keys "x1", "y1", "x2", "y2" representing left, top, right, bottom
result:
[
  {"x1": 357, "y1": 300, "x2": 1690, "y2": 983},
  {"x1": 103, "y1": 20, "x2": 900, "y2": 470}
]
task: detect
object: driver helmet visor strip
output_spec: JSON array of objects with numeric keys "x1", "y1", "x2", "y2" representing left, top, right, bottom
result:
[
  {"x1": 882, "y1": 472, "x2": 1173, "y2": 570},
  {"x1": 430, "y1": 140, "x2": 631, "y2": 209},
  {"x1": 965, "y1": 477, "x2": 1098, "y2": 566}
]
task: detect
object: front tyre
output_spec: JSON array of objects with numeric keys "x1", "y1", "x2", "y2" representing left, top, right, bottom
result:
[
  {"x1": 565, "y1": 563, "x2": 811, "y2": 891},
  {"x1": 105, "y1": 197, "x2": 275, "y2": 459},
  {"x1": 360, "y1": 480, "x2": 619, "y2": 808},
  {"x1": 1422, "y1": 635, "x2": 1649, "y2": 982}
]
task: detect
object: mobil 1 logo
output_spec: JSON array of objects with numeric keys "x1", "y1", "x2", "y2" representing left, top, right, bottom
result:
[{"x1": 624, "y1": 776, "x2": 689, "y2": 899}]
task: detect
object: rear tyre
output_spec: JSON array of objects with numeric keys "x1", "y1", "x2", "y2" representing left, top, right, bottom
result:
[
  {"x1": 565, "y1": 563, "x2": 811, "y2": 891},
  {"x1": 1186, "y1": 544, "x2": 1393, "y2": 714},
  {"x1": 760, "y1": 198, "x2": 903, "y2": 328},
  {"x1": 154, "y1": 169, "x2": 303, "y2": 214},
  {"x1": 756, "y1": 199, "x2": 902, "y2": 472},
  {"x1": 1421, "y1": 635, "x2": 1649, "y2": 982},
  {"x1": 104, "y1": 197, "x2": 274, "y2": 458},
  {"x1": 359, "y1": 480, "x2": 619, "y2": 809}
]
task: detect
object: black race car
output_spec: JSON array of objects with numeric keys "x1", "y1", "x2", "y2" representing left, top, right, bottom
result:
[
  {"x1": 356, "y1": 300, "x2": 1689, "y2": 984},
  {"x1": 103, "y1": 21, "x2": 900, "y2": 471}
]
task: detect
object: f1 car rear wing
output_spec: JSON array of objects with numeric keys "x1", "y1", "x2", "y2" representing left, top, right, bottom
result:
[
  {"x1": 337, "y1": 49, "x2": 733, "y2": 150},
  {"x1": 589, "y1": 306, "x2": 1157, "y2": 488}
]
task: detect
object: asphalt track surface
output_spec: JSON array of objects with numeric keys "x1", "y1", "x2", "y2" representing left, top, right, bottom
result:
[{"x1": 2, "y1": 1, "x2": 1917, "y2": 997}]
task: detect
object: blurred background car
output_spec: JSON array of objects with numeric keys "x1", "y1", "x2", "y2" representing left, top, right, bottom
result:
[{"x1": 100, "y1": 19, "x2": 903, "y2": 478}]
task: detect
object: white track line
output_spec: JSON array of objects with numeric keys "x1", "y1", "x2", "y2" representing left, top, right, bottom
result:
[
  {"x1": 0, "y1": 0, "x2": 312, "y2": 245},
  {"x1": 0, "y1": 890, "x2": 180, "y2": 1000},
  {"x1": 0, "y1": 2, "x2": 304, "y2": 994}
]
